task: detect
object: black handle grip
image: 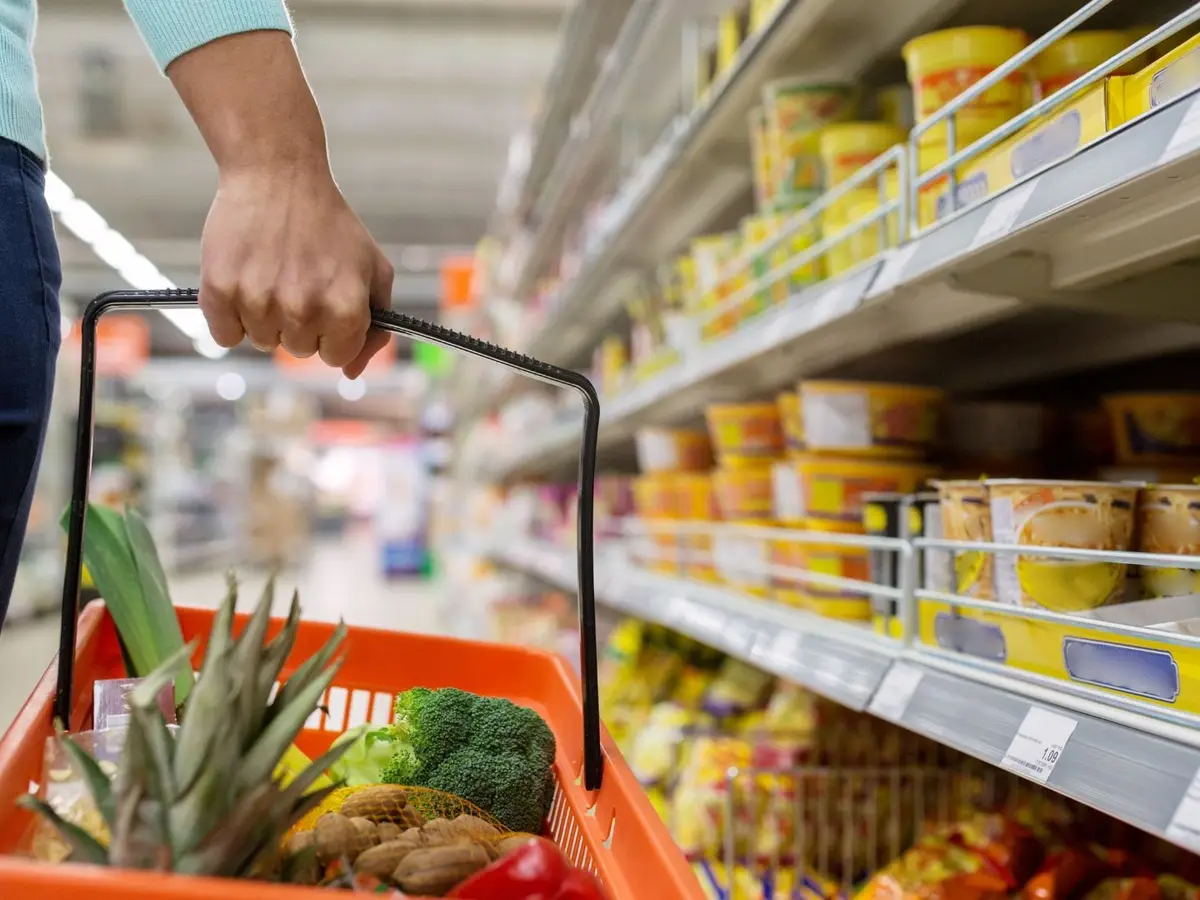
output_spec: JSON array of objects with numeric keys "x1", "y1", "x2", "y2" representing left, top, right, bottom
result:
[{"x1": 54, "y1": 289, "x2": 604, "y2": 791}]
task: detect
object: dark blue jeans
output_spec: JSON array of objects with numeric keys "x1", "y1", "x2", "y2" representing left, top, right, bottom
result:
[{"x1": 0, "y1": 137, "x2": 61, "y2": 632}]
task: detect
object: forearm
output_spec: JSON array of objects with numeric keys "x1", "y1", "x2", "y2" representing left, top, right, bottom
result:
[{"x1": 167, "y1": 31, "x2": 330, "y2": 177}]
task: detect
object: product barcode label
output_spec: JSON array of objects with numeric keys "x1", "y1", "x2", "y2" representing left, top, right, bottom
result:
[
  {"x1": 868, "y1": 662, "x2": 925, "y2": 722},
  {"x1": 1167, "y1": 765, "x2": 1200, "y2": 850},
  {"x1": 970, "y1": 179, "x2": 1038, "y2": 250},
  {"x1": 1000, "y1": 707, "x2": 1077, "y2": 784},
  {"x1": 1161, "y1": 96, "x2": 1200, "y2": 166}
]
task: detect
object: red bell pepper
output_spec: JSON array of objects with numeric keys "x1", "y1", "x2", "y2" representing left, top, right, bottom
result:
[{"x1": 448, "y1": 837, "x2": 609, "y2": 900}]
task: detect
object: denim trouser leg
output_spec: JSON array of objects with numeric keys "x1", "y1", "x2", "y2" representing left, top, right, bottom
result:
[{"x1": 0, "y1": 136, "x2": 61, "y2": 632}]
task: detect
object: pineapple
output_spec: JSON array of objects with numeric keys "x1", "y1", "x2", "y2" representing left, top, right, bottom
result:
[{"x1": 22, "y1": 574, "x2": 353, "y2": 881}]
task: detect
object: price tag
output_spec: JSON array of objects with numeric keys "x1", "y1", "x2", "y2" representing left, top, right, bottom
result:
[
  {"x1": 1161, "y1": 96, "x2": 1200, "y2": 165},
  {"x1": 1167, "y1": 765, "x2": 1200, "y2": 850},
  {"x1": 1000, "y1": 707, "x2": 1077, "y2": 783},
  {"x1": 871, "y1": 244, "x2": 917, "y2": 295},
  {"x1": 868, "y1": 662, "x2": 925, "y2": 722},
  {"x1": 970, "y1": 179, "x2": 1038, "y2": 250}
]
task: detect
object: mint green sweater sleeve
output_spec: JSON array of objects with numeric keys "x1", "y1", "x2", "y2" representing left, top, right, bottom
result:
[{"x1": 123, "y1": 0, "x2": 293, "y2": 71}]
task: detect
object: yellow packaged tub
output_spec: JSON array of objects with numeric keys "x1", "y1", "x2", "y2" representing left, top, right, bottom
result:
[
  {"x1": 676, "y1": 473, "x2": 720, "y2": 583},
  {"x1": 748, "y1": 106, "x2": 776, "y2": 211},
  {"x1": 822, "y1": 173, "x2": 901, "y2": 275},
  {"x1": 1123, "y1": 30, "x2": 1200, "y2": 120},
  {"x1": 763, "y1": 79, "x2": 856, "y2": 203},
  {"x1": 1138, "y1": 483, "x2": 1200, "y2": 598},
  {"x1": 633, "y1": 472, "x2": 678, "y2": 519},
  {"x1": 789, "y1": 454, "x2": 937, "y2": 524},
  {"x1": 903, "y1": 26, "x2": 1030, "y2": 147},
  {"x1": 986, "y1": 479, "x2": 1140, "y2": 611},
  {"x1": 777, "y1": 391, "x2": 804, "y2": 453},
  {"x1": 876, "y1": 84, "x2": 915, "y2": 132},
  {"x1": 924, "y1": 77, "x2": 1125, "y2": 228},
  {"x1": 713, "y1": 464, "x2": 776, "y2": 520},
  {"x1": 744, "y1": 212, "x2": 822, "y2": 303},
  {"x1": 635, "y1": 427, "x2": 713, "y2": 473},
  {"x1": 772, "y1": 520, "x2": 872, "y2": 619},
  {"x1": 935, "y1": 479, "x2": 994, "y2": 600},
  {"x1": 1103, "y1": 392, "x2": 1200, "y2": 465},
  {"x1": 798, "y1": 380, "x2": 944, "y2": 459},
  {"x1": 706, "y1": 402, "x2": 785, "y2": 463},
  {"x1": 1034, "y1": 30, "x2": 1136, "y2": 99},
  {"x1": 818, "y1": 122, "x2": 906, "y2": 186}
]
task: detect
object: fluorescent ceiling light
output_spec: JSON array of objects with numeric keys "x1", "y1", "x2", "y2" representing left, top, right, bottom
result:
[{"x1": 44, "y1": 171, "x2": 225, "y2": 359}]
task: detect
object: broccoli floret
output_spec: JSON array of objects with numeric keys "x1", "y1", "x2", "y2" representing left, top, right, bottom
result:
[{"x1": 380, "y1": 687, "x2": 557, "y2": 834}]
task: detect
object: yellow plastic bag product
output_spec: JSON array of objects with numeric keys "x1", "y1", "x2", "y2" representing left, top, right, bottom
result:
[
  {"x1": 903, "y1": 26, "x2": 1031, "y2": 148},
  {"x1": 1138, "y1": 483, "x2": 1200, "y2": 598},
  {"x1": 936, "y1": 480, "x2": 994, "y2": 600}
]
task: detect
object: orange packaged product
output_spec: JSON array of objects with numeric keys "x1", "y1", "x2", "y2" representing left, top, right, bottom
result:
[
  {"x1": 1021, "y1": 848, "x2": 1109, "y2": 900},
  {"x1": 706, "y1": 402, "x2": 785, "y2": 463}
]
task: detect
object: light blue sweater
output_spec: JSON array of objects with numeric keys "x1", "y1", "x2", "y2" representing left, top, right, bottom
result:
[{"x1": 0, "y1": 0, "x2": 293, "y2": 161}]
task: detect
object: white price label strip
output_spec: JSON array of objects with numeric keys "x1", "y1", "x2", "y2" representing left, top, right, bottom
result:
[
  {"x1": 868, "y1": 662, "x2": 925, "y2": 722},
  {"x1": 1000, "y1": 707, "x2": 1077, "y2": 783},
  {"x1": 1167, "y1": 766, "x2": 1200, "y2": 850},
  {"x1": 1161, "y1": 96, "x2": 1200, "y2": 165},
  {"x1": 872, "y1": 244, "x2": 917, "y2": 295},
  {"x1": 970, "y1": 179, "x2": 1038, "y2": 250}
]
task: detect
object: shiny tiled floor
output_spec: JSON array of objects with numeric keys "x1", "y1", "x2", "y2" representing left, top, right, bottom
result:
[{"x1": 0, "y1": 530, "x2": 447, "y2": 732}]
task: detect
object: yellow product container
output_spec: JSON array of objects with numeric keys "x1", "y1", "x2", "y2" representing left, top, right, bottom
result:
[
  {"x1": 741, "y1": 214, "x2": 777, "y2": 314},
  {"x1": 676, "y1": 474, "x2": 720, "y2": 582},
  {"x1": 691, "y1": 233, "x2": 740, "y2": 312},
  {"x1": 789, "y1": 454, "x2": 937, "y2": 524},
  {"x1": 1034, "y1": 31, "x2": 1136, "y2": 99},
  {"x1": 924, "y1": 78, "x2": 1125, "y2": 229},
  {"x1": 635, "y1": 427, "x2": 713, "y2": 473},
  {"x1": 777, "y1": 391, "x2": 804, "y2": 454},
  {"x1": 771, "y1": 128, "x2": 824, "y2": 207},
  {"x1": 935, "y1": 480, "x2": 994, "y2": 600},
  {"x1": 748, "y1": 106, "x2": 776, "y2": 211},
  {"x1": 1124, "y1": 31, "x2": 1200, "y2": 124},
  {"x1": 818, "y1": 122, "x2": 906, "y2": 186},
  {"x1": 633, "y1": 473, "x2": 678, "y2": 519},
  {"x1": 717, "y1": 5, "x2": 748, "y2": 77},
  {"x1": 821, "y1": 192, "x2": 872, "y2": 277},
  {"x1": 597, "y1": 335, "x2": 627, "y2": 396},
  {"x1": 903, "y1": 26, "x2": 1031, "y2": 148},
  {"x1": 696, "y1": 46, "x2": 716, "y2": 107},
  {"x1": 986, "y1": 479, "x2": 1140, "y2": 611},
  {"x1": 1103, "y1": 392, "x2": 1200, "y2": 465},
  {"x1": 712, "y1": 518, "x2": 774, "y2": 596},
  {"x1": 764, "y1": 79, "x2": 856, "y2": 202},
  {"x1": 749, "y1": 0, "x2": 782, "y2": 33},
  {"x1": 706, "y1": 402, "x2": 785, "y2": 463},
  {"x1": 766, "y1": 211, "x2": 822, "y2": 298},
  {"x1": 1138, "y1": 484, "x2": 1200, "y2": 598},
  {"x1": 772, "y1": 520, "x2": 872, "y2": 619},
  {"x1": 713, "y1": 464, "x2": 776, "y2": 521},
  {"x1": 876, "y1": 84, "x2": 915, "y2": 132},
  {"x1": 799, "y1": 380, "x2": 944, "y2": 459}
]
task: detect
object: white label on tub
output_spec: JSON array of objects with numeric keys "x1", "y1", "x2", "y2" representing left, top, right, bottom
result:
[
  {"x1": 989, "y1": 496, "x2": 1021, "y2": 605},
  {"x1": 868, "y1": 662, "x2": 925, "y2": 722},
  {"x1": 1001, "y1": 707, "x2": 1076, "y2": 783},
  {"x1": 772, "y1": 462, "x2": 804, "y2": 522},
  {"x1": 970, "y1": 179, "x2": 1038, "y2": 250},
  {"x1": 1161, "y1": 96, "x2": 1200, "y2": 165},
  {"x1": 804, "y1": 390, "x2": 871, "y2": 449},
  {"x1": 713, "y1": 532, "x2": 770, "y2": 587},
  {"x1": 922, "y1": 500, "x2": 953, "y2": 593},
  {"x1": 1167, "y1": 765, "x2": 1200, "y2": 850}
]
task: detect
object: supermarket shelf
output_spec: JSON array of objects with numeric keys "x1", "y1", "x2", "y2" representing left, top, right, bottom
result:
[
  {"x1": 481, "y1": 89, "x2": 1200, "y2": 480},
  {"x1": 519, "y1": 0, "x2": 967, "y2": 369},
  {"x1": 485, "y1": 536, "x2": 1200, "y2": 851}
]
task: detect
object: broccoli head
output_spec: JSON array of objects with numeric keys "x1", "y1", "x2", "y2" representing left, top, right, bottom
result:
[{"x1": 379, "y1": 687, "x2": 557, "y2": 834}]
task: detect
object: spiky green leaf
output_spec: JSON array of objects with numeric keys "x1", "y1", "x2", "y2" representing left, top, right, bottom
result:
[
  {"x1": 270, "y1": 620, "x2": 347, "y2": 722},
  {"x1": 18, "y1": 795, "x2": 109, "y2": 865},
  {"x1": 54, "y1": 733, "x2": 116, "y2": 829}
]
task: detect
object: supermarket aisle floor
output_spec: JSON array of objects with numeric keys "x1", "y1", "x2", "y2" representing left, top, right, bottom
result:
[{"x1": 0, "y1": 528, "x2": 447, "y2": 731}]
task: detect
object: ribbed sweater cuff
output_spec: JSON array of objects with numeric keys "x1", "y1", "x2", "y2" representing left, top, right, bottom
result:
[{"x1": 123, "y1": 1, "x2": 294, "y2": 72}]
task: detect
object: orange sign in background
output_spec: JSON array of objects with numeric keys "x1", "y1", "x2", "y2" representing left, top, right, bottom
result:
[
  {"x1": 67, "y1": 314, "x2": 151, "y2": 376},
  {"x1": 440, "y1": 256, "x2": 477, "y2": 312}
]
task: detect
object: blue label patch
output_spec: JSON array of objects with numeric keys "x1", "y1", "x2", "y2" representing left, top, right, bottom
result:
[
  {"x1": 1062, "y1": 637, "x2": 1180, "y2": 702},
  {"x1": 1011, "y1": 109, "x2": 1082, "y2": 180},
  {"x1": 933, "y1": 611, "x2": 1007, "y2": 662}
]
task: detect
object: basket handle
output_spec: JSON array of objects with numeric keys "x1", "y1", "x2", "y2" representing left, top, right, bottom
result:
[{"x1": 53, "y1": 289, "x2": 605, "y2": 791}]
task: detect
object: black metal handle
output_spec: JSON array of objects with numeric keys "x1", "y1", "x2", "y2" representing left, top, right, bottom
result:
[{"x1": 54, "y1": 289, "x2": 604, "y2": 791}]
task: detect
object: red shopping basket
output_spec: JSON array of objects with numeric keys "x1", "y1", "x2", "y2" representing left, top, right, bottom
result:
[{"x1": 0, "y1": 291, "x2": 702, "y2": 899}]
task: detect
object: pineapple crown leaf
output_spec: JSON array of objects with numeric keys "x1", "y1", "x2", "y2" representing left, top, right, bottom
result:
[
  {"x1": 18, "y1": 794, "x2": 109, "y2": 865},
  {"x1": 231, "y1": 575, "x2": 280, "y2": 741},
  {"x1": 128, "y1": 640, "x2": 196, "y2": 713},
  {"x1": 270, "y1": 619, "x2": 347, "y2": 721},
  {"x1": 257, "y1": 590, "x2": 303, "y2": 706},
  {"x1": 53, "y1": 732, "x2": 117, "y2": 830},
  {"x1": 239, "y1": 651, "x2": 346, "y2": 792}
]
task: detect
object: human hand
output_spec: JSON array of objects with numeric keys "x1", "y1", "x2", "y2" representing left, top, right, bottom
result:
[{"x1": 198, "y1": 163, "x2": 394, "y2": 378}]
